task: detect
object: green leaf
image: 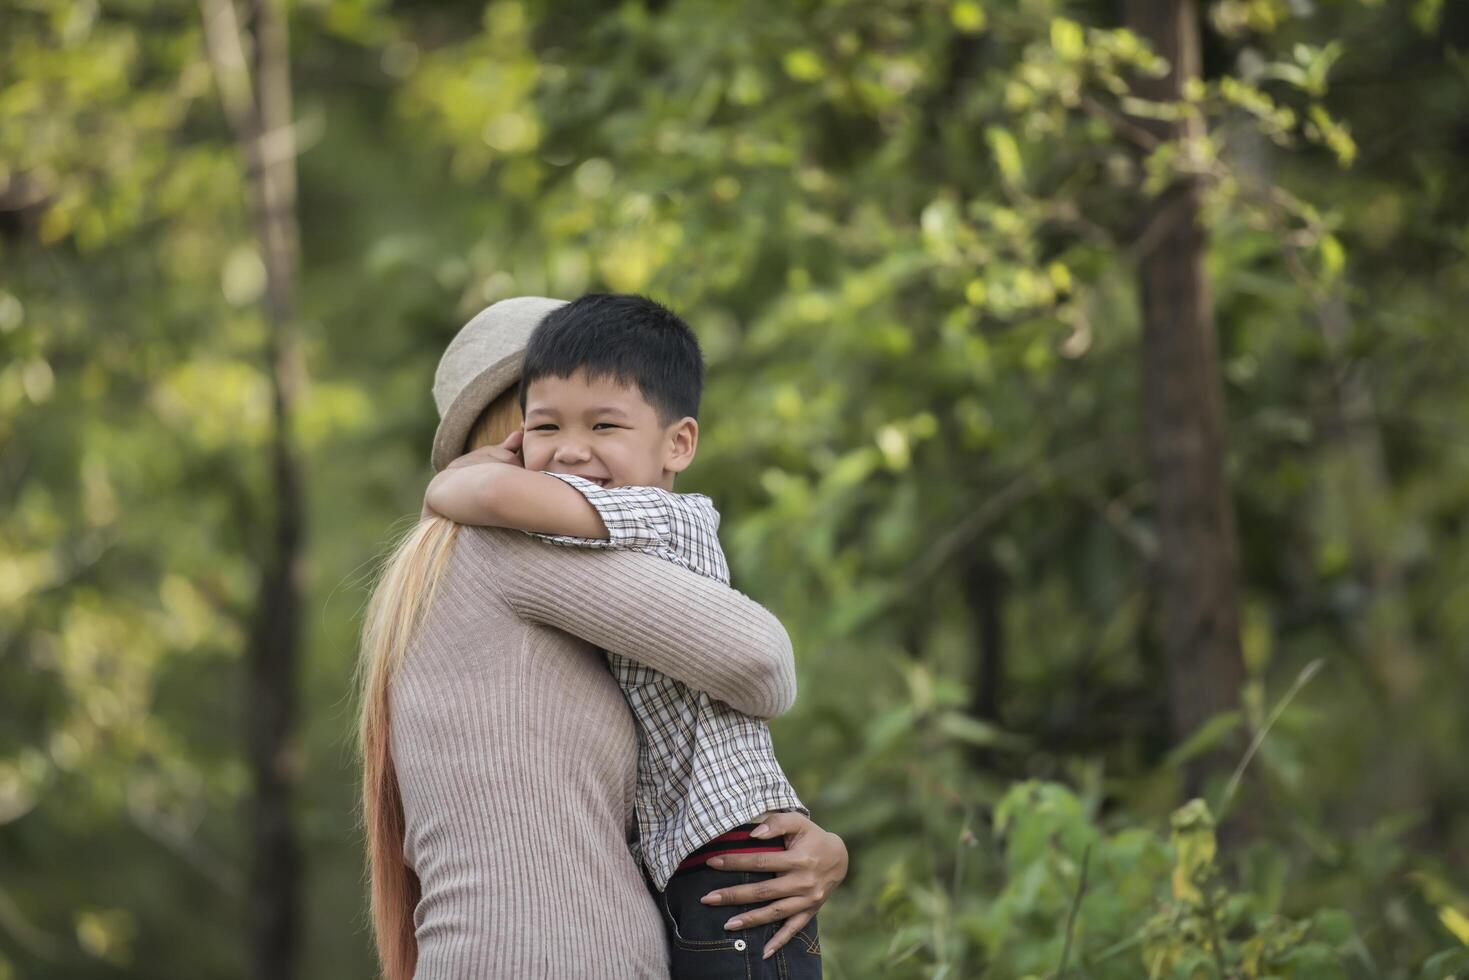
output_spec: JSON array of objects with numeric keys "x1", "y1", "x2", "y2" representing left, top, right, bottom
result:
[
  {"x1": 1050, "y1": 18, "x2": 1086, "y2": 62},
  {"x1": 985, "y1": 126, "x2": 1025, "y2": 187},
  {"x1": 782, "y1": 48, "x2": 825, "y2": 82},
  {"x1": 1164, "y1": 710, "x2": 1242, "y2": 768},
  {"x1": 950, "y1": 2, "x2": 988, "y2": 34},
  {"x1": 935, "y1": 712, "x2": 1030, "y2": 751}
]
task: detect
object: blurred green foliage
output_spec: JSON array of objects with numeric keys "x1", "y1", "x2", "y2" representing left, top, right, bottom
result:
[{"x1": 2, "y1": 0, "x2": 1468, "y2": 977}]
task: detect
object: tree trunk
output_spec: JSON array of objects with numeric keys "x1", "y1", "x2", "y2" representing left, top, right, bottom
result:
[
  {"x1": 964, "y1": 556, "x2": 1003, "y2": 726},
  {"x1": 961, "y1": 555, "x2": 1005, "y2": 771},
  {"x1": 200, "y1": 0, "x2": 306, "y2": 975},
  {"x1": 1316, "y1": 291, "x2": 1428, "y2": 826},
  {"x1": 245, "y1": 2, "x2": 305, "y2": 976},
  {"x1": 1316, "y1": 294, "x2": 1418, "y2": 698},
  {"x1": 1123, "y1": 0, "x2": 1246, "y2": 795}
]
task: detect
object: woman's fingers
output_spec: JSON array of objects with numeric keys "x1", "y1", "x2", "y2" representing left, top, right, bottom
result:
[
  {"x1": 700, "y1": 869, "x2": 812, "y2": 907},
  {"x1": 762, "y1": 911, "x2": 813, "y2": 960},
  {"x1": 695, "y1": 815, "x2": 844, "y2": 944},
  {"x1": 706, "y1": 849, "x2": 811, "y2": 875},
  {"x1": 748, "y1": 811, "x2": 809, "y2": 839},
  {"x1": 716, "y1": 896, "x2": 812, "y2": 932}
]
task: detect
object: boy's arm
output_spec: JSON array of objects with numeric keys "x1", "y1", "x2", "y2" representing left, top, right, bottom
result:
[
  {"x1": 423, "y1": 432, "x2": 682, "y2": 549},
  {"x1": 528, "y1": 475, "x2": 687, "y2": 557},
  {"x1": 425, "y1": 461, "x2": 612, "y2": 539},
  {"x1": 424, "y1": 430, "x2": 615, "y2": 537}
]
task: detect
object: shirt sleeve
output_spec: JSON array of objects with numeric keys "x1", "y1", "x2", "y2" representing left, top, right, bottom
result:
[
  {"x1": 531, "y1": 470, "x2": 694, "y2": 548},
  {"x1": 527, "y1": 474, "x2": 731, "y2": 584}
]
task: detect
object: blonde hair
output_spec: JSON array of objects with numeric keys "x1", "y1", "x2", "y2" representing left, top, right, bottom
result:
[{"x1": 357, "y1": 388, "x2": 523, "y2": 980}]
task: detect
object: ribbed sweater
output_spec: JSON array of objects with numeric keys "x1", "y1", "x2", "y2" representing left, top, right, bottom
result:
[{"x1": 391, "y1": 525, "x2": 797, "y2": 979}]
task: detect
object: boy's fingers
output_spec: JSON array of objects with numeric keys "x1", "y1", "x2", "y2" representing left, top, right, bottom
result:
[{"x1": 762, "y1": 911, "x2": 813, "y2": 959}]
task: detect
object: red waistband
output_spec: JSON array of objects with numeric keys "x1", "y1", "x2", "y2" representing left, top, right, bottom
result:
[{"x1": 675, "y1": 825, "x2": 785, "y2": 874}]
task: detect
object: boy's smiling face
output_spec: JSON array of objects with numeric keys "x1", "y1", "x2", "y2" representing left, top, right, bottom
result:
[{"x1": 521, "y1": 369, "x2": 697, "y2": 491}]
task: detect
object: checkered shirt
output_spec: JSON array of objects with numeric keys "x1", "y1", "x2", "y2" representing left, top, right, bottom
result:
[{"x1": 530, "y1": 473, "x2": 806, "y2": 888}]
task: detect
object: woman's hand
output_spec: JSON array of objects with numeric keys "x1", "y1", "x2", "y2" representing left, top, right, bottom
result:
[{"x1": 698, "y1": 811, "x2": 847, "y2": 959}]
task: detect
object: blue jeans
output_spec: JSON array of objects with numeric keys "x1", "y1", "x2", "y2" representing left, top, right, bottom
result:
[{"x1": 652, "y1": 865, "x2": 823, "y2": 979}]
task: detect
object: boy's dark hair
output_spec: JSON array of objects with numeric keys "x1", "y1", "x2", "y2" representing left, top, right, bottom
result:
[{"x1": 519, "y1": 293, "x2": 704, "y2": 424}]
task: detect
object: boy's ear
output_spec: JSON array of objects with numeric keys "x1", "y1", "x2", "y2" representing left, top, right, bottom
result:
[{"x1": 663, "y1": 417, "x2": 699, "y2": 474}]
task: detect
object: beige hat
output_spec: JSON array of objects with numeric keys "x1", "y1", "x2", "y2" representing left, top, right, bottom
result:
[{"x1": 430, "y1": 296, "x2": 567, "y2": 471}]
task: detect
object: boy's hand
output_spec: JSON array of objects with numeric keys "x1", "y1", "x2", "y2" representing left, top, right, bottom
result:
[
  {"x1": 697, "y1": 812, "x2": 848, "y2": 959},
  {"x1": 444, "y1": 429, "x2": 524, "y2": 470},
  {"x1": 423, "y1": 431, "x2": 524, "y2": 520},
  {"x1": 423, "y1": 429, "x2": 606, "y2": 536}
]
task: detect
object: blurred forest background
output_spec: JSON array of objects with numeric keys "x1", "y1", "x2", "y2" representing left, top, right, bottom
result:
[{"x1": 3, "y1": 0, "x2": 1468, "y2": 977}]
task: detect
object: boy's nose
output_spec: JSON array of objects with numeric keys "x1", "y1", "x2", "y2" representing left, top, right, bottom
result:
[{"x1": 552, "y1": 442, "x2": 591, "y2": 465}]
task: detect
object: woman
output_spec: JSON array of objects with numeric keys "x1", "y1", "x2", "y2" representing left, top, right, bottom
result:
[{"x1": 358, "y1": 297, "x2": 847, "y2": 978}]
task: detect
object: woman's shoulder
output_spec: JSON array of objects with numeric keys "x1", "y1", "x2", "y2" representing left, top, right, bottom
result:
[
  {"x1": 450, "y1": 524, "x2": 716, "y2": 602},
  {"x1": 445, "y1": 525, "x2": 537, "y2": 579},
  {"x1": 446, "y1": 524, "x2": 611, "y2": 585},
  {"x1": 451, "y1": 523, "x2": 524, "y2": 554}
]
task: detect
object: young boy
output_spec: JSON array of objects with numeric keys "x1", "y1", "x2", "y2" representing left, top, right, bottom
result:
[{"x1": 424, "y1": 293, "x2": 823, "y2": 977}]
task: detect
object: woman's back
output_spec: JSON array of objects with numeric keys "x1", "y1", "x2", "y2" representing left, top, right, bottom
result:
[{"x1": 391, "y1": 526, "x2": 670, "y2": 978}]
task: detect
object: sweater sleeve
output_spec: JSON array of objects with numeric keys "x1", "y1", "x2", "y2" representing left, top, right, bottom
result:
[{"x1": 488, "y1": 528, "x2": 796, "y2": 719}]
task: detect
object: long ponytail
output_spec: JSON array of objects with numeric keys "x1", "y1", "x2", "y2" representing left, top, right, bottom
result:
[{"x1": 358, "y1": 390, "x2": 523, "y2": 979}]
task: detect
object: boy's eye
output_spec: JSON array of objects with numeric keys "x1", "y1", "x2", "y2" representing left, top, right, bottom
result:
[
  {"x1": 530, "y1": 424, "x2": 557, "y2": 432},
  {"x1": 593, "y1": 423, "x2": 621, "y2": 430}
]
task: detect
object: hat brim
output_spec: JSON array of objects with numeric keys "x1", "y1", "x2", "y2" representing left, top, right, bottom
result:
[{"x1": 430, "y1": 350, "x2": 526, "y2": 472}]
